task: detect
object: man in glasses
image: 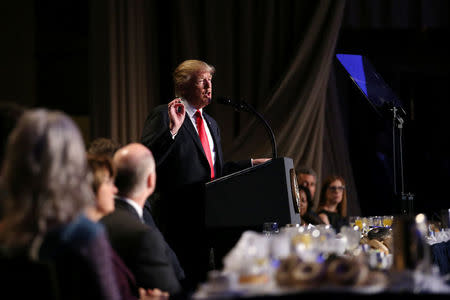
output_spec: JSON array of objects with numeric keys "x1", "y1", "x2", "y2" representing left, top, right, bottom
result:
[{"x1": 296, "y1": 166, "x2": 318, "y2": 200}]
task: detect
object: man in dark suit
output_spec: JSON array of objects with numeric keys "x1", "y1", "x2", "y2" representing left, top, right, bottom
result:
[
  {"x1": 140, "y1": 60, "x2": 269, "y2": 289},
  {"x1": 100, "y1": 143, "x2": 182, "y2": 297}
]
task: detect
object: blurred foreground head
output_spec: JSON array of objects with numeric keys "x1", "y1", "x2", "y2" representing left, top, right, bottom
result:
[{"x1": 1, "y1": 109, "x2": 93, "y2": 246}]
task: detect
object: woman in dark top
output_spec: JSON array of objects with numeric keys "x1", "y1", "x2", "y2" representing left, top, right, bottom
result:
[
  {"x1": 316, "y1": 175, "x2": 349, "y2": 232},
  {"x1": 298, "y1": 185, "x2": 324, "y2": 225},
  {"x1": 0, "y1": 109, "x2": 120, "y2": 300}
]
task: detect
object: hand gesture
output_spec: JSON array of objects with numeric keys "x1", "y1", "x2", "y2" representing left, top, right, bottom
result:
[{"x1": 168, "y1": 98, "x2": 185, "y2": 135}]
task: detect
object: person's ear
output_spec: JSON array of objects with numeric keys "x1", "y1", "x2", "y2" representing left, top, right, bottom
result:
[{"x1": 147, "y1": 172, "x2": 156, "y2": 193}]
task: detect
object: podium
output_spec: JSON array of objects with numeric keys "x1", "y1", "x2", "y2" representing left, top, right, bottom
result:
[
  {"x1": 204, "y1": 157, "x2": 301, "y2": 267},
  {"x1": 205, "y1": 157, "x2": 300, "y2": 229}
]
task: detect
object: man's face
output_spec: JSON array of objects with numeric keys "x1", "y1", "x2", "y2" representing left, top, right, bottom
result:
[
  {"x1": 184, "y1": 71, "x2": 212, "y2": 109},
  {"x1": 297, "y1": 173, "x2": 316, "y2": 198}
]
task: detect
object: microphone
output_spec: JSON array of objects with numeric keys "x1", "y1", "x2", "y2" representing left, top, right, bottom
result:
[
  {"x1": 216, "y1": 96, "x2": 278, "y2": 159},
  {"x1": 216, "y1": 97, "x2": 248, "y2": 111}
]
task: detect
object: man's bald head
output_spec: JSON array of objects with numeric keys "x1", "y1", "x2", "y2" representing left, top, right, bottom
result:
[{"x1": 113, "y1": 143, "x2": 156, "y2": 199}]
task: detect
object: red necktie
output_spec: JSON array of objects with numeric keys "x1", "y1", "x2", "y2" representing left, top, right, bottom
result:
[{"x1": 195, "y1": 110, "x2": 215, "y2": 179}]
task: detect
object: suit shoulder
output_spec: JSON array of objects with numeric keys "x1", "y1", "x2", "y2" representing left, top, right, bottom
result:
[
  {"x1": 203, "y1": 111, "x2": 217, "y2": 122},
  {"x1": 100, "y1": 210, "x2": 142, "y2": 229},
  {"x1": 203, "y1": 112, "x2": 220, "y2": 130}
]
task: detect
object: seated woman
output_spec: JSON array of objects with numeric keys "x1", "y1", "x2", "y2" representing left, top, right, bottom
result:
[
  {"x1": 0, "y1": 109, "x2": 120, "y2": 299},
  {"x1": 86, "y1": 154, "x2": 169, "y2": 300},
  {"x1": 316, "y1": 175, "x2": 349, "y2": 232},
  {"x1": 298, "y1": 185, "x2": 323, "y2": 226}
]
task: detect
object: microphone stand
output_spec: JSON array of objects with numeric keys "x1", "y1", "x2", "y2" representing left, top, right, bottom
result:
[
  {"x1": 223, "y1": 99, "x2": 278, "y2": 159},
  {"x1": 241, "y1": 101, "x2": 278, "y2": 159},
  {"x1": 391, "y1": 106, "x2": 414, "y2": 216}
]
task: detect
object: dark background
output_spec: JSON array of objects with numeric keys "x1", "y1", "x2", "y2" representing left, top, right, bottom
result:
[
  {"x1": 1, "y1": 0, "x2": 449, "y2": 221},
  {"x1": 334, "y1": 27, "x2": 449, "y2": 220}
]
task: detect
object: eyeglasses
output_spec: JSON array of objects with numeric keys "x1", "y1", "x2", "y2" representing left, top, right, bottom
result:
[{"x1": 328, "y1": 186, "x2": 345, "y2": 191}]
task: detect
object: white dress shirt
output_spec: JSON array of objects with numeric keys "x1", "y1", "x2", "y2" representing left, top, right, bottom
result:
[{"x1": 116, "y1": 196, "x2": 144, "y2": 221}]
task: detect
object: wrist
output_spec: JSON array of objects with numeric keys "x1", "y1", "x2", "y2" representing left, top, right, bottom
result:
[{"x1": 170, "y1": 129, "x2": 178, "y2": 139}]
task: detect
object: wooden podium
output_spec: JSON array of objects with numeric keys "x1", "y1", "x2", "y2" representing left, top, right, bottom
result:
[{"x1": 204, "y1": 157, "x2": 301, "y2": 267}]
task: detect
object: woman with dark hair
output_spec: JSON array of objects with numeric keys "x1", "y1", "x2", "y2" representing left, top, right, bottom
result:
[
  {"x1": 316, "y1": 175, "x2": 349, "y2": 232},
  {"x1": 0, "y1": 109, "x2": 120, "y2": 300},
  {"x1": 298, "y1": 185, "x2": 323, "y2": 226}
]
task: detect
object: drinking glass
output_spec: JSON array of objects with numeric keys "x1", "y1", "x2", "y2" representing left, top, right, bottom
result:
[
  {"x1": 354, "y1": 217, "x2": 362, "y2": 231},
  {"x1": 383, "y1": 215, "x2": 394, "y2": 227},
  {"x1": 262, "y1": 222, "x2": 279, "y2": 237},
  {"x1": 372, "y1": 216, "x2": 383, "y2": 228}
]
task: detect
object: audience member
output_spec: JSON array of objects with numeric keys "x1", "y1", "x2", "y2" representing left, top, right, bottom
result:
[
  {"x1": 0, "y1": 108, "x2": 120, "y2": 299},
  {"x1": 296, "y1": 166, "x2": 318, "y2": 199},
  {"x1": 100, "y1": 143, "x2": 183, "y2": 297},
  {"x1": 316, "y1": 175, "x2": 349, "y2": 232},
  {"x1": 88, "y1": 137, "x2": 185, "y2": 286},
  {"x1": 88, "y1": 138, "x2": 184, "y2": 284},
  {"x1": 86, "y1": 154, "x2": 169, "y2": 300},
  {"x1": 298, "y1": 184, "x2": 323, "y2": 226},
  {"x1": 87, "y1": 137, "x2": 122, "y2": 158},
  {"x1": 86, "y1": 154, "x2": 137, "y2": 299}
]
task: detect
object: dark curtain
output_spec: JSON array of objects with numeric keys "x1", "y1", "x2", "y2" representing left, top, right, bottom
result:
[{"x1": 343, "y1": 0, "x2": 449, "y2": 29}]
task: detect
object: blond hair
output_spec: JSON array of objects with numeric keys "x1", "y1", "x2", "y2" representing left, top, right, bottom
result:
[{"x1": 173, "y1": 60, "x2": 215, "y2": 97}]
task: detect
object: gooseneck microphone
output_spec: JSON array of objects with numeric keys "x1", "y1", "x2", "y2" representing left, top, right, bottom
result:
[
  {"x1": 216, "y1": 97, "x2": 277, "y2": 159},
  {"x1": 216, "y1": 97, "x2": 249, "y2": 112}
]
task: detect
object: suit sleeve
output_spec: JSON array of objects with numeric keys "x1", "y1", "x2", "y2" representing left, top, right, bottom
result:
[
  {"x1": 133, "y1": 226, "x2": 182, "y2": 295},
  {"x1": 140, "y1": 107, "x2": 177, "y2": 167}
]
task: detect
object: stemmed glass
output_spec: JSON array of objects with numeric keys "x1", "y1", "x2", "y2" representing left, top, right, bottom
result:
[{"x1": 262, "y1": 222, "x2": 279, "y2": 237}]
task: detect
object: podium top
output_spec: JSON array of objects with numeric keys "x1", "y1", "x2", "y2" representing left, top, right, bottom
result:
[{"x1": 205, "y1": 157, "x2": 292, "y2": 186}]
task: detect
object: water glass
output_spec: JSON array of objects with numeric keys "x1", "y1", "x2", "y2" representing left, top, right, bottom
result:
[
  {"x1": 383, "y1": 215, "x2": 394, "y2": 227},
  {"x1": 372, "y1": 216, "x2": 383, "y2": 228},
  {"x1": 263, "y1": 222, "x2": 279, "y2": 237},
  {"x1": 355, "y1": 216, "x2": 363, "y2": 231}
]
